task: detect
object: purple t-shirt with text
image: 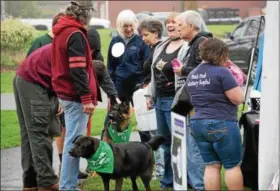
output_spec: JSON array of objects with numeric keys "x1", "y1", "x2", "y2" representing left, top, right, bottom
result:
[{"x1": 186, "y1": 63, "x2": 239, "y2": 121}]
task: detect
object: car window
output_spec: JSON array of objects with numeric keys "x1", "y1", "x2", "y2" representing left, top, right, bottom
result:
[
  {"x1": 246, "y1": 20, "x2": 259, "y2": 36},
  {"x1": 232, "y1": 22, "x2": 247, "y2": 39},
  {"x1": 245, "y1": 19, "x2": 265, "y2": 37}
]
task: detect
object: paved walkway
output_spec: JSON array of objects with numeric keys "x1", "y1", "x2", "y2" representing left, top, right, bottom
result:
[
  {"x1": 1, "y1": 132, "x2": 140, "y2": 190},
  {"x1": 1, "y1": 91, "x2": 140, "y2": 189},
  {"x1": 1, "y1": 90, "x2": 108, "y2": 110}
]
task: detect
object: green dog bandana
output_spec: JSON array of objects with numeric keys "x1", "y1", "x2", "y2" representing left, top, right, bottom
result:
[
  {"x1": 108, "y1": 124, "x2": 131, "y2": 143},
  {"x1": 87, "y1": 141, "x2": 114, "y2": 173}
]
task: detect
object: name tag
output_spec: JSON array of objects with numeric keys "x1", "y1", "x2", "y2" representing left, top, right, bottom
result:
[{"x1": 130, "y1": 46, "x2": 138, "y2": 51}]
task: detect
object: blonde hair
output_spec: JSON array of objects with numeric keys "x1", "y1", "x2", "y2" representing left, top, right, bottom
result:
[
  {"x1": 116, "y1": 10, "x2": 138, "y2": 37},
  {"x1": 165, "y1": 12, "x2": 180, "y2": 25}
]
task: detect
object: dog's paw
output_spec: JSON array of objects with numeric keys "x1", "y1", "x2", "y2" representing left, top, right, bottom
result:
[{"x1": 90, "y1": 171, "x2": 99, "y2": 178}]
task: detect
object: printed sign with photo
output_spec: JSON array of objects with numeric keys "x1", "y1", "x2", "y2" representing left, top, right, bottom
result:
[{"x1": 171, "y1": 112, "x2": 187, "y2": 190}]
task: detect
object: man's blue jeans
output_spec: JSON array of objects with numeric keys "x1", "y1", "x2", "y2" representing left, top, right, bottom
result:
[
  {"x1": 155, "y1": 97, "x2": 174, "y2": 188},
  {"x1": 150, "y1": 130, "x2": 165, "y2": 177},
  {"x1": 58, "y1": 100, "x2": 89, "y2": 190}
]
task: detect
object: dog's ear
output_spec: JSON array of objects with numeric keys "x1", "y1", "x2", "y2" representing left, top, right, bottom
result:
[
  {"x1": 108, "y1": 112, "x2": 114, "y2": 119},
  {"x1": 122, "y1": 100, "x2": 130, "y2": 113},
  {"x1": 109, "y1": 95, "x2": 118, "y2": 108},
  {"x1": 72, "y1": 135, "x2": 83, "y2": 143}
]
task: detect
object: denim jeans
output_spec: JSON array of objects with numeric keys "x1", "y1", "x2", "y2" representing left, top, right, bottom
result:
[
  {"x1": 150, "y1": 130, "x2": 165, "y2": 177},
  {"x1": 187, "y1": 121, "x2": 205, "y2": 190},
  {"x1": 155, "y1": 97, "x2": 174, "y2": 188},
  {"x1": 189, "y1": 119, "x2": 242, "y2": 169},
  {"x1": 58, "y1": 99, "x2": 89, "y2": 190}
]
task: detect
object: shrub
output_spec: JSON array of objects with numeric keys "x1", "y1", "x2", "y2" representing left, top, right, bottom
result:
[{"x1": 1, "y1": 18, "x2": 37, "y2": 51}]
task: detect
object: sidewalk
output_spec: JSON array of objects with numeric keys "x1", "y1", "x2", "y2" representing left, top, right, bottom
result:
[
  {"x1": 1, "y1": 132, "x2": 140, "y2": 190},
  {"x1": 1, "y1": 91, "x2": 108, "y2": 110}
]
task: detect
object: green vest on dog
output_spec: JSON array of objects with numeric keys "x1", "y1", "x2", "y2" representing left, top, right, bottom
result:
[
  {"x1": 108, "y1": 124, "x2": 131, "y2": 143},
  {"x1": 87, "y1": 141, "x2": 114, "y2": 173}
]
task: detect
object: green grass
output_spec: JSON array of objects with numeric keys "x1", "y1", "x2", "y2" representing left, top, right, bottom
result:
[
  {"x1": 0, "y1": 109, "x2": 136, "y2": 149},
  {"x1": 0, "y1": 111, "x2": 21, "y2": 149},
  {"x1": 81, "y1": 165, "x2": 229, "y2": 190},
  {"x1": 1, "y1": 71, "x2": 15, "y2": 93},
  {"x1": 1, "y1": 108, "x2": 246, "y2": 190},
  {"x1": 208, "y1": 24, "x2": 237, "y2": 38},
  {"x1": 81, "y1": 176, "x2": 161, "y2": 190},
  {"x1": 97, "y1": 28, "x2": 114, "y2": 64},
  {"x1": 0, "y1": 25, "x2": 236, "y2": 93}
]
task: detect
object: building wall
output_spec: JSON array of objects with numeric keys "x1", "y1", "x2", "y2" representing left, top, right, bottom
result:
[
  {"x1": 108, "y1": 1, "x2": 180, "y2": 27},
  {"x1": 103, "y1": 1, "x2": 266, "y2": 28},
  {"x1": 197, "y1": 1, "x2": 266, "y2": 18}
]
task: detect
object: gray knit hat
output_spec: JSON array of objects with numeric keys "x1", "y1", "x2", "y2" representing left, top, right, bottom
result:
[{"x1": 70, "y1": 1, "x2": 95, "y2": 11}]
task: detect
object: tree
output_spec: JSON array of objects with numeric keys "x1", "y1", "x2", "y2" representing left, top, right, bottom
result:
[
  {"x1": 184, "y1": 1, "x2": 198, "y2": 11},
  {"x1": 5, "y1": 1, "x2": 41, "y2": 18}
]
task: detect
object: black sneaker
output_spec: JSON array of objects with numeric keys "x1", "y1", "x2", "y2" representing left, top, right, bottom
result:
[{"x1": 78, "y1": 170, "x2": 88, "y2": 179}]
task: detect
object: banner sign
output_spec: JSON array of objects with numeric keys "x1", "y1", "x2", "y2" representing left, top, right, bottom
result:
[{"x1": 171, "y1": 112, "x2": 187, "y2": 190}]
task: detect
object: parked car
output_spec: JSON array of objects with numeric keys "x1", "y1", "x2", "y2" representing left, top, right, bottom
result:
[
  {"x1": 224, "y1": 15, "x2": 265, "y2": 82},
  {"x1": 19, "y1": 17, "x2": 111, "y2": 31},
  {"x1": 198, "y1": 8, "x2": 241, "y2": 25},
  {"x1": 19, "y1": 18, "x2": 52, "y2": 31},
  {"x1": 88, "y1": 17, "x2": 111, "y2": 29}
]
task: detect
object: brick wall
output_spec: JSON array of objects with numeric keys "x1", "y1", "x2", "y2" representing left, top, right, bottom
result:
[
  {"x1": 108, "y1": 1, "x2": 180, "y2": 27},
  {"x1": 106, "y1": 1, "x2": 266, "y2": 28},
  {"x1": 196, "y1": 1, "x2": 266, "y2": 18}
]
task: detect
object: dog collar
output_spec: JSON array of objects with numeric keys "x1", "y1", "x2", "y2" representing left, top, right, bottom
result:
[
  {"x1": 87, "y1": 141, "x2": 114, "y2": 173},
  {"x1": 108, "y1": 124, "x2": 131, "y2": 143}
]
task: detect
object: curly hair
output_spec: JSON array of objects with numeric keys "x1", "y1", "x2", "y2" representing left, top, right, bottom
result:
[
  {"x1": 65, "y1": 1, "x2": 93, "y2": 25},
  {"x1": 199, "y1": 38, "x2": 229, "y2": 66},
  {"x1": 52, "y1": 12, "x2": 65, "y2": 27}
]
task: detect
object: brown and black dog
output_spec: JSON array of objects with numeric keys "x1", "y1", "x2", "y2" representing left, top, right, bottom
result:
[
  {"x1": 101, "y1": 99, "x2": 131, "y2": 189},
  {"x1": 102, "y1": 99, "x2": 131, "y2": 143},
  {"x1": 69, "y1": 135, "x2": 166, "y2": 191}
]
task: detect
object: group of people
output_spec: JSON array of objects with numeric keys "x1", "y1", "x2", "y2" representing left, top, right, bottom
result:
[{"x1": 14, "y1": 1, "x2": 245, "y2": 190}]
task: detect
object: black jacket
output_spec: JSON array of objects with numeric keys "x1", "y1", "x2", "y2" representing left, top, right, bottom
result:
[
  {"x1": 181, "y1": 32, "x2": 213, "y2": 76},
  {"x1": 143, "y1": 41, "x2": 162, "y2": 85},
  {"x1": 99, "y1": 69, "x2": 118, "y2": 98},
  {"x1": 88, "y1": 27, "x2": 104, "y2": 62},
  {"x1": 88, "y1": 27, "x2": 118, "y2": 100}
]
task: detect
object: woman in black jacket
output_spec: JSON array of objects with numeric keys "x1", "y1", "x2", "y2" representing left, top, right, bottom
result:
[
  {"x1": 138, "y1": 18, "x2": 164, "y2": 140},
  {"x1": 137, "y1": 18, "x2": 165, "y2": 179},
  {"x1": 139, "y1": 18, "x2": 164, "y2": 86}
]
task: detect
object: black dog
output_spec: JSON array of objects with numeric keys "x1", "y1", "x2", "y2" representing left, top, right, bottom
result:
[{"x1": 69, "y1": 135, "x2": 166, "y2": 191}]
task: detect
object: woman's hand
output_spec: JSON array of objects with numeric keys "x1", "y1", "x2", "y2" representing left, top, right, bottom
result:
[
  {"x1": 146, "y1": 98, "x2": 153, "y2": 110},
  {"x1": 173, "y1": 66, "x2": 183, "y2": 76},
  {"x1": 107, "y1": 96, "x2": 121, "y2": 111},
  {"x1": 56, "y1": 104, "x2": 64, "y2": 116}
]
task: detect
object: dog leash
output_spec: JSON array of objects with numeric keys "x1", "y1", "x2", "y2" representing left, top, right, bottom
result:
[{"x1": 87, "y1": 115, "x2": 92, "y2": 136}]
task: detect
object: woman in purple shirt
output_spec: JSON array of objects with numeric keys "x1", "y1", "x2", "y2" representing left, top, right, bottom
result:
[{"x1": 186, "y1": 38, "x2": 244, "y2": 190}]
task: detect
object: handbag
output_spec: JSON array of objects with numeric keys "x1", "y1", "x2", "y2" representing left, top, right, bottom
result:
[
  {"x1": 225, "y1": 59, "x2": 246, "y2": 86},
  {"x1": 171, "y1": 83, "x2": 193, "y2": 116},
  {"x1": 133, "y1": 87, "x2": 157, "y2": 131}
]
